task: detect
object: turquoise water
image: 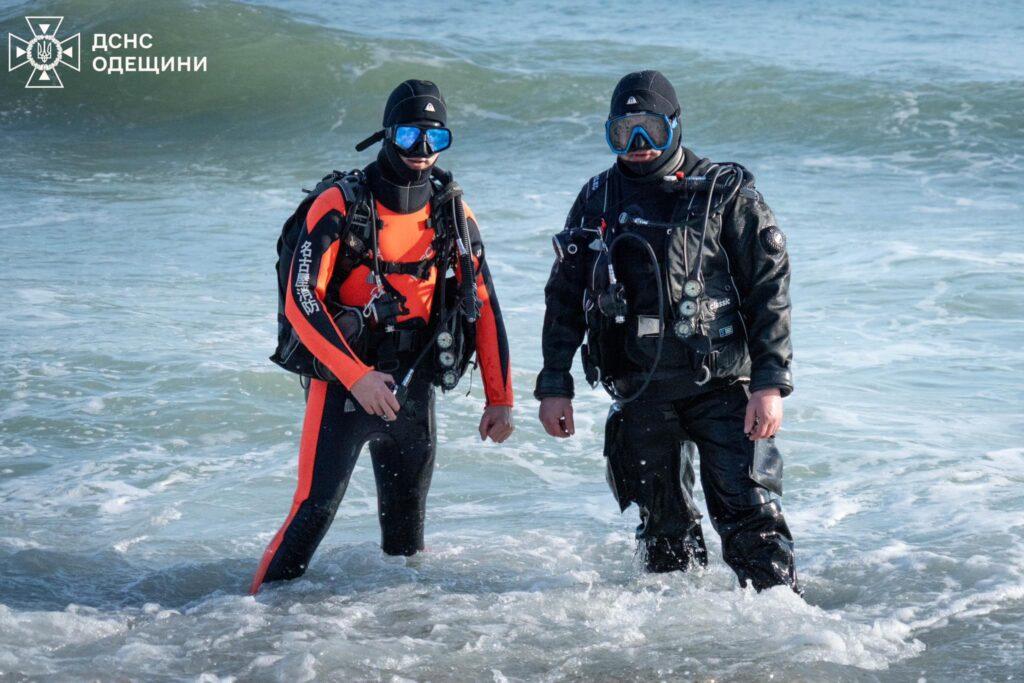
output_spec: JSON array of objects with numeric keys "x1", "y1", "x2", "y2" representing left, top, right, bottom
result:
[{"x1": 1, "y1": 0, "x2": 1023, "y2": 680}]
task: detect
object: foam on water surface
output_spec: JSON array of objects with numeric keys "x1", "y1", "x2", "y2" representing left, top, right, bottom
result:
[{"x1": 1, "y1": 0, "x2": 1023, "y2": 679}]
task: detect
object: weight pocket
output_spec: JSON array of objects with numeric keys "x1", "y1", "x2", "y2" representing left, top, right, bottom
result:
[
  {"x1": 624, "y1": 316, "x2": 691, "y2": 369},
  {"x1": 603, "y1": 406, "x2": 632, "y2": 511},
  {"x1": 708, "y1": 311, "x2": 747, "y2": 374}
]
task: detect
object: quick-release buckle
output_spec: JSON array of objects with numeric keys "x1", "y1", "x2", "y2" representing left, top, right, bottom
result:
[
  {"x1": 379, "y1": 259, "x2": 434, "y2": 280},
  {"x1": 346, "y1": 203, "x2": 374, "y2": 241},
  {"x1": 343, "y1": 231, "x2": 366, "y2": 255},
  {"x1": 367, "y1": 295, "x2": 405, "y2": 332},
  {"x1": 363, "y1": 285, "x2": 384, "y2": 319}
]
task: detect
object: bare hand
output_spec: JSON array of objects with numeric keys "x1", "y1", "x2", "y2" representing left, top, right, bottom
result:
[
  {"x1": 744, "y1": 388, "x2": 783, "y2": 440},
  {"x1": 479, "y1": 405, "x2": 514, "y2": 443},
  {"x1": 350, "y1": 371, "x2": 401, "y2": 421},
  {"x1": 539, "y1": 397, "x2": 575, "y2": 438}
]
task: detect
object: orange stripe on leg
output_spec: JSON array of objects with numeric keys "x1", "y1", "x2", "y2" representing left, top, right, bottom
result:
[{"x1": 250, "y1": 380, "x2": 328, "y2": 594}]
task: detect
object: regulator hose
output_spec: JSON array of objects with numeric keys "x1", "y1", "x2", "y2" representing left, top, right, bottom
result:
[
  {"x1": 597, "y1": 166, "x2": 746, "y2": 404},
  {"x1": 605, "y1": 231, "x2": 665, "y2": 406},
  {"x1": 392, "y1": 305, "x2": 461, "y2": 406},
  {"x1": 692, "y1": 164, "x2": 725, "y2": 280},
  {"x1": 452, "y1": 193, "x2": 479, "y2": 324},
  {"x1": 389, "y1": 176, "x2": 478, "y2": 405}
]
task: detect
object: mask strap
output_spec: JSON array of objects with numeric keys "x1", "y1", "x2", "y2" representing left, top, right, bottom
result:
[{"x1": 355, "y1": 129, "x2": 385, "y2": 152}]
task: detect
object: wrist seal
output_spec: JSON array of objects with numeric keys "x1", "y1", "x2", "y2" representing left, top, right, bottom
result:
[
  {"x1": 534, "y1": 369, "x2": 575, "y2": 400},
  {"x1": 749, "y1": 367, "x2": 793, "y2": 397}
]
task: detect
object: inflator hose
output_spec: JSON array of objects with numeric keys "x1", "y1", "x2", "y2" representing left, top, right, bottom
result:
[
  {"x1": 391, "y1": 190, "x2": 477, "y2": 404},
  {"x1": 605, "y1": 231, "x2": 665, "y2": 405},
  {"x1": 452, "y1": 196, "x2": 478, "y2": 323}
]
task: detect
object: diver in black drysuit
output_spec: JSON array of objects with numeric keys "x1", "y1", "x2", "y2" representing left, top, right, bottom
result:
[{"x1": 536, "y1": 71, "x2": 799, "y2": 591}]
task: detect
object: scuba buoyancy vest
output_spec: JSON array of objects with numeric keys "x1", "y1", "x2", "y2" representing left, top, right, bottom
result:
[
  {"x1": 271, "y1": 168, "x2": 478, "y2": 393},
  {"x1": 271, "y1": 169, "x2": 366, "y2": 380},
  {"x1": 562, "y1": 162, "x2": 756, "y2": 404}
]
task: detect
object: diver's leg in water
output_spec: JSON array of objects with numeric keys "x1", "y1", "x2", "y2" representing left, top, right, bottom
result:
[
  {"x1": 612, "y1": 400, "x2": 708, "y2": 572},
  {"x1": 370, "y1": 382, "x2": 436, "y2": 556},
  {"x1": 682, "y1": 383, "x2": 798, "y2": 592},
  {"x1": 250, "y1": 380, "x2": 368, "y2": 593}
]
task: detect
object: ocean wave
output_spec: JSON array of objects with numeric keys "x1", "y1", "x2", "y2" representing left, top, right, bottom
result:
[{"x1": 1, "y1": 0, "x2": 1021, "y2": 166}]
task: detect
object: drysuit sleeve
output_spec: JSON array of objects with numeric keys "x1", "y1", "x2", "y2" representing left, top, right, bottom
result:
[
  {"x1": 534, "y1": 188, "x2": 589, "y2": 400},
  {"x1": 284, "y1": 186, "x2": 373, "y2": 389},
  {"x1": 459, "y1": 205, "x2": 513, "y2": 407},
  {"x1": 722, "y1": 184, "x2": 794, "y2": 396}
]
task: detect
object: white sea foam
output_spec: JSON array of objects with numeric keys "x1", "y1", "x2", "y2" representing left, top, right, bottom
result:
[{"x1": 2, "y1": 0, "x2": 1023, "y2": 679}]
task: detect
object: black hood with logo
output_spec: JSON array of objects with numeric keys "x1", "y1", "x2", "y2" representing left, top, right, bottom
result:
[
  {"x1": 362, "y1": 80, "x2": 448, "y2": 213},
  {"x1": 610, "y1": 70, "x2": 684, "y2": 182}
]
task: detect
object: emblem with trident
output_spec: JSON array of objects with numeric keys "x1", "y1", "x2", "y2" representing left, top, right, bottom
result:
[{"x1": 8, "y1": 16, "x2": 81, "y2": 89}]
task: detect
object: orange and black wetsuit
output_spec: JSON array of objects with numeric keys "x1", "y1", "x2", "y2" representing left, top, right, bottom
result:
[{"x1": 251, "y1": 156, "x2": 512, "y2": 593}]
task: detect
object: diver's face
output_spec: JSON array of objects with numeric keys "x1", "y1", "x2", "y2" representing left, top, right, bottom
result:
[
  {"x1": 401, "y1": 154, "x2": 438, "y2": 171},
  {"x1": 620, "y1": 149, "x2": 662, "y2": 164}
]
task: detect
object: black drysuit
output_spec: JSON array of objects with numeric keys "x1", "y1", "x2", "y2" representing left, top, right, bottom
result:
[{"x1": 535, "y1": 147, "x2": 798, "y2": 590}]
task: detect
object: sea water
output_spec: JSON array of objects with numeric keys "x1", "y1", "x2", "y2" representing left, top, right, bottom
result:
[{"x1": 1, "y1": 0, "x2": 1022, "y2": 679}]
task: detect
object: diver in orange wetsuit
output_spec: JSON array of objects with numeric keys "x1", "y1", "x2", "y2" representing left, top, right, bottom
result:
[{"x1": 252, "y1": 81, "x2": 513, "y2": 593}]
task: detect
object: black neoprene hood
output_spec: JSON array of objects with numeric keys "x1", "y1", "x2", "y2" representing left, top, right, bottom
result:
[
  {"x1": 610, "y1": 70, "x2": 684, "y2": 179},
  {"x1": 609, "y1": 70, "x2": 680, "y2": 119},
  {"x1": 383, "y1": 79, "x2": 447, "y2": 127}
]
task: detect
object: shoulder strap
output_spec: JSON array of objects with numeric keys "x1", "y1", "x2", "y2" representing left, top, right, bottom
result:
[
  {"x1": 429, "y1": 165, "x2": 453, "y2": 193},
  {"x1": 298, "y1": 168, "x2": 371, "y2": 235},
  {"x1": 302, "y1": 169, "x2": 343, "y2": 195},
  {"x1": 428, "y1": 167, "x2": 461, "y2": 217},
  {"x1": 426, "y1": 167, "x2": 463, "y2": 253},
  {"x1": 334, "y1": 168, "x2": 367, "y2": 205},
  {"x1": 579, "y1": 169, "x2": 611, "y2": 227},
  {"x1": 317, "y1": 169, "x2": 376, "y2": 295},
  {"x1": 333, "y1": 169, "x2": 375, "y2": 243}
]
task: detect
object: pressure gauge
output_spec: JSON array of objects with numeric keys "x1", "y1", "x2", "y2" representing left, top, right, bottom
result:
[
  {"x1": 683, "y1": 279, "x2": 703, "y2": 298},
  {"x1": 674, "y1": 319, "x2": 695, "y2": 339},
  {"x1": 436, "y1": 331, "x2": 454, "y2": 350}
]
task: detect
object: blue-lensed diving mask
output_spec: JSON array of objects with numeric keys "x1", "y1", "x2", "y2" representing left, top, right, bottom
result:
[
  {"x1": 387, "y1": 124, "x2": 453, "y2": 157},
  {"x1": 605, "y1": 112, "x2": 677, "y2": 155}
]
